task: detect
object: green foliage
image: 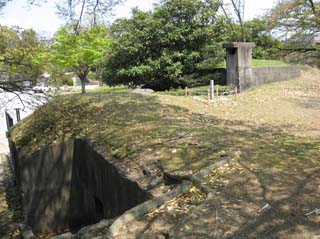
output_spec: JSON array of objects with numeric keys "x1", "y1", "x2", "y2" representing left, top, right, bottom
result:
[
  {"x1": 246, "y1": 19, "x2": 284, "y2": 59},
  {"x1": 53, "y1": 26, "x2": 111, "y2": 68},
  {"x1": 0, "y1": 26, "x2": 46, "y2": 82},
  {"x1": 51, "y1": 25, "x2": 112, "y2": 92},
  {"x1": 103, "y1": 0, "x2": 227, "y2": 91},
  {"x1": 252, "y1": 59, "x2": 288, "y2": 67},
  {"x1": 183, "y1": 69, "x2": 226, "y2": 87},
  {"x1": 225, "y1": 18, "x2": 283, "y2": 60}
]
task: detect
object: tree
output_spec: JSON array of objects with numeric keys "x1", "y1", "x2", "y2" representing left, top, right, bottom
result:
[
  {"x1": 266, "y1": 0, "x2": 319, "y2": 65},
  {"x1": 103, "y1": 0, "x2": 227, "y2": 91},
  {"x1": 51, "y1": 25, "x2": 111, "y2": 93},
  {"x1": 56, "y1": 0, "x2": 125, "y2": 32},
  {"x1": 0, "y1": 26, "x2": 46, "y2": 93},
  {"x1": 224, "y1": 18, "x2": 283, "y2": 59},
  {"x1": 267, "y1": 0, "x2": 319, "y2": 37},
  {"x1": 0, "y1": 0, "x2": 123, "y2": 98},
  {"x1": 0, "y1": 0, "x2": 11, "y2": 12},
  {"x1": 247, "y1": 19, "x2": 283, "y2": 59},
  {"x1": 218, "y1": 0, "x2": 246, "y2": 42}
]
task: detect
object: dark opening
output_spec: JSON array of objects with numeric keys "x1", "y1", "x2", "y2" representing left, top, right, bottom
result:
[
  {"x1": 228, "y1": 48, "x2": 237, "y2": 55},
  {"x1": 94, "y1": 196, "x2": 104, "y2": 221}
]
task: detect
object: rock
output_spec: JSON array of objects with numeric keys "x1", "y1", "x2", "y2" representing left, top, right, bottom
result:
[
  {"x1": 131, "y1": 88, "x2": 154, "y2": 94},
  {"x1": 50, "y1": 232, "x2": 75, "y2": 239},
  {"x1": 77, "y1": 219, "x2": 114, "y2": 239}
]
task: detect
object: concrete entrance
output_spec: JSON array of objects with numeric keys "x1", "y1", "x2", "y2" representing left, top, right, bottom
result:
[{"x1": 223, "y1": 42, "x2": 255, "y2": 92}]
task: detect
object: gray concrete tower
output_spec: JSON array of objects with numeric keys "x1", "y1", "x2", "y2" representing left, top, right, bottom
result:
[{"x1": 223, "y1": 42, "x2": 255, "y2": 92}]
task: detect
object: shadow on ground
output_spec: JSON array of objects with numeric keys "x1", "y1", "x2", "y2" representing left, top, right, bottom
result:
[{"x1": 8, "y1": 92, "x2": 320, "y2": 238}]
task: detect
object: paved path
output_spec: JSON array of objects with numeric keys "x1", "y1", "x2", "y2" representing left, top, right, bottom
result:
[
  {"x1": 0, "y1": 110, "x2": 9, "y2": 154},
  {"x1": 0, "y1": 154, "x2": 22, "y2": 239}
]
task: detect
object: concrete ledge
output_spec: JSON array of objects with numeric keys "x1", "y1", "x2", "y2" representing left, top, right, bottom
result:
[
  {"x1": 107, "y1": 180, "x2": 191, "y2": 238},
  {"x1": 108, "y1": 152, "x2": 240, "y2": 238},
  {"x1": 75, "y1": 219, "x2": 113, "y2": 239},
  {"x1": 51, "y1": 232, "x2": 75, "y2": 239},
  {"x1": 190, "y1": 155, "x2": 235, "y2": 194}
]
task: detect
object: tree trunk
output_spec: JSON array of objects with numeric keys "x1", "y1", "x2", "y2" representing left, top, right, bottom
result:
[
  {"x1": 76, "y1": 65, "x2": 89, "y2": 94},
  {"x1": 80, "y1": 79, "x2": 86, "y2": 94}
]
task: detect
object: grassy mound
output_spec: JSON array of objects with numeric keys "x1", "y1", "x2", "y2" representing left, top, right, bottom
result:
[
  {"x1": 11, "y1": 69, "x2": 320, "y2": 177},
  {"x1": 10, "y1": 68, "x2": 320, "y2": 237},
  {"x1": 11, "y1": 92, "x2": 228, "y2": 175}
]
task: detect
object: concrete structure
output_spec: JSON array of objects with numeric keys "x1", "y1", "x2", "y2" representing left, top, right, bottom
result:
[
  {"x1": 251, "y1": 66, "x2": 300, "y2": 86},
  {"x1": 10, "y1": 138, "x2": 150, "y2": 233},
  {"x1": 223, "y1": 42, "x2": 301, "y2": 91},
  {"x1": 223, "y1": 42, "x2": 255, "y2": 91}
]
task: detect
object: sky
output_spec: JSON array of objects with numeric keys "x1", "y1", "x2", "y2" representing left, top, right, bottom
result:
[{"x1": 0, "y1": 0, "x2": 278, "y2": 36}]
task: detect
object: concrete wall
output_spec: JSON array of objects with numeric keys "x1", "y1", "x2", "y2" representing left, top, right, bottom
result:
[
  {"x1": 10, "y1": 138, "x2": 150, "y2": 233},
  {"x1": 223, "y1": 43, "x2": 301, "y2": 92},
  {"x1": 13, "y1": 140, "x2": 74, "y2": 233},
  {"x1": 69, "y1": 139, "x2": 150, "y2": 230},
  {"x1": 242, "y1": 66, "x2": 301, "y2": 91}
]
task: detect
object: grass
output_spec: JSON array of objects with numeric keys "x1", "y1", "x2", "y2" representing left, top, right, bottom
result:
[
  {"x1": 156, "y1": 85, "x2": 233, "y2": 97},
  {"x1": 252, "y1": 59, "x2": 289, "y2": 67},
  {"x1": 215, "y1": 59, "x2": 288, "y2": 68},
  {"x1": 11, "y1": 69, "x2": 320, "y2": 173},
  {"x1": 10, "y1": 67, "x2": 320, "y2": 237},
  {"x1": 87, "y1": 85, "x2": 129, "y2": 93}
]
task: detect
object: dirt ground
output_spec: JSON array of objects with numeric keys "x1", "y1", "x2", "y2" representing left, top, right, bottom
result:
[
  {"x1": 114, "y1": 68, "x2": 320, "y2": 238},
  {"x1": 6, "y1": 68, "x2": 320, "y2": 238},
  {"x1": 172, "y1": 160, "x2": 320, "y2": 238},
  {"x1": 0, "y1": 155, "x2": 23, "y2": 239}
]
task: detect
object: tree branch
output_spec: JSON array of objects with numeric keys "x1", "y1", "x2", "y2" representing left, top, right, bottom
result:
[
  {"x1": 93, "y1": 0, "x2": 99, "y2": 26},
  {"x1": 276, "y1": 46, "x2": 318, "y2": 52},
  {"x1": 230, "y1": 0, "x2": 245, "y2": 41},
  {"x1": 218, "y1": 0, "x2": 240, "y2": 42},
  {"x1": 74, "y1": 0, "x2": 86, "y2": 34}
]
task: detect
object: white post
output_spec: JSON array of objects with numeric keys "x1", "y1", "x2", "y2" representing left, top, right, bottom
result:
[{"x1": 210, "y1": 80, "x2": 215, "y2": 102}]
